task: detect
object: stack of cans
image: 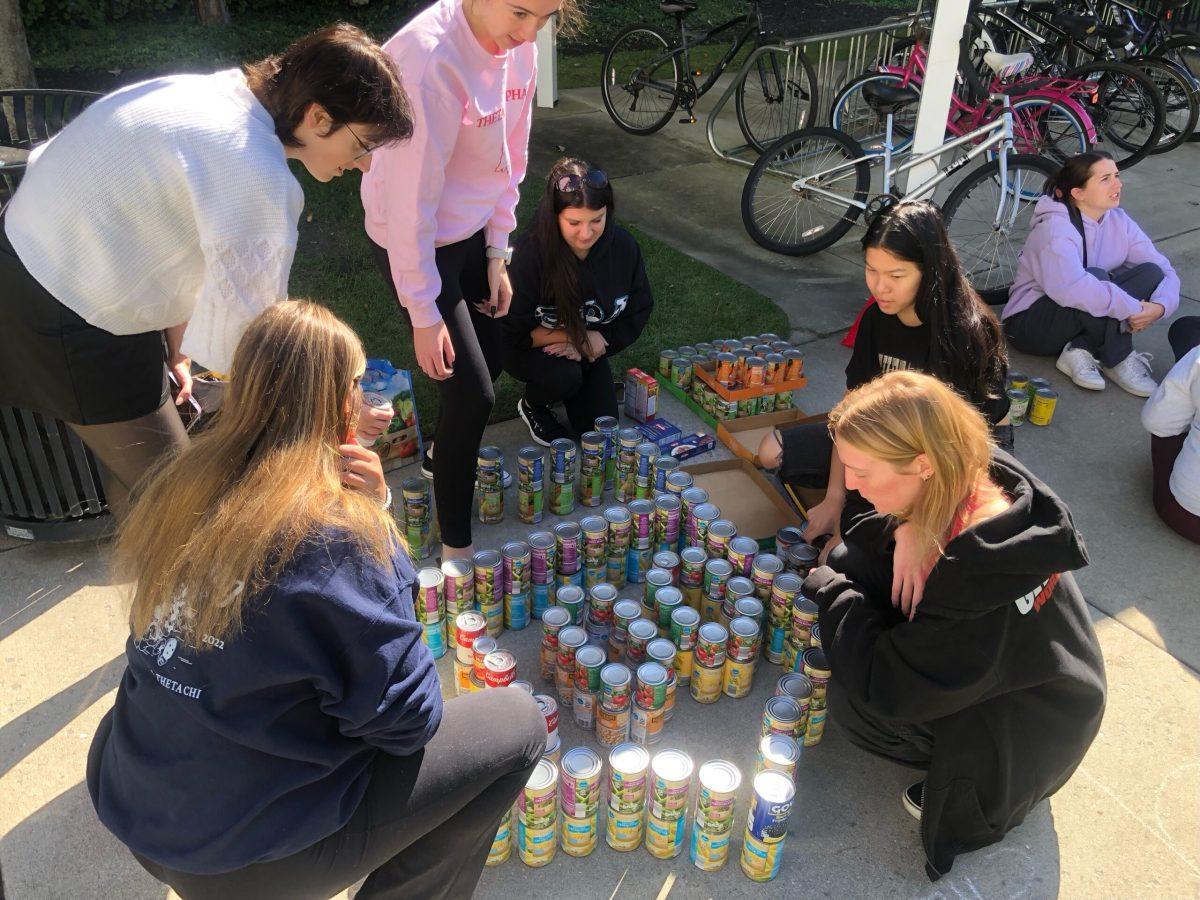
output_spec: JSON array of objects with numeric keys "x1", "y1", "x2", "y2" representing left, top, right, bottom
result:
[
  {"x1": 415, "y1": 568, "x2": 446, "y2": 659},
  {"x1": 595, "y1": 416, "x2": 619, "y2": 492},
  {"x1": 750, "y1": 552, "x2": 784, "y2": 611},
  {"x1": 654, "y1": 456, "x2": 682, "y2": 493},
  {"x1": 473, "y1": 550, "x2": 504, "y2": 638},
  {"x1": 686, "y1": 502, "x2": 721, "y2": 552},
  {"x1": 559, "y1": 748, "x2": 603, "y2": 857},
  {"x1": 646, "y1": 638, "x2": 678, "y2": 723},
  {"x1": 722, "y1": 577, "x2": 755, "y2": 627},
  {"x1": 727, "y1": 535, "x2": 759, "y2": 579},
  {"x1": 626, "y1": 500, "x2": 654, "y2": 583},
  {"x1": 782, "y1": 589, "x2": 820, "y2": 673},
  {"x1": 723, "y1": 616, "x2": 761, "y2": 699},
  {"x1": 502, "y1": 541, "x2": 531, "y2": 630},
  {"x1": 528, "y1": 531, "x2": 556, "y2": 618},
  {"x1": 802, "y1": 647, "x2": 831, "y2": 747},
  {"x1": 580, "y1": 516, "x2": 608, "y2": 588},
  {"x1": 645, "y1": 749, "x2": 693, "y2": 859},
  {"x1": 554, "y1": 522, "x2": 582, "y2": 588},
  {"x1": 702, "y1": 557, "x2": 732, "y2": 624},
  {"x1": 470, "y1": 637, "x2": 496, "y2": 694},
  {"x1": 578, "y1": 432, "x2": 606, "y2": 508},
  {"x1": 587, "y1": 583, "x2": 617, "y2": 648},
  {"x1": 443, "y1": 558, "x2": 475, "y2": 659},
  {"x1": 632, "y1": 661, "x2": 668, "y2": 746},
  {"x1": 615, "y1": 427, "x2": 641, "y2": 502},
  {"x1": 604, "y1": 506, "x2": 631, "y2": 588},
  {"x1": 482, "y1": 649, "x2": 517, "y2": 689},
  {"x1": 773, "y1": 672, "x2": 812, "y2": 749},
  {"x1": 517, "y1": 446, "x2": 545, "y2": 525},
  {"x1": 452, "y1": 609, "x2": 486, "y2": 694},
  {"x1": 679, "y1": 546, "x2": 707, "y2": 610},
  {"x1": 679, "y1": 488, "x2": 707, "y2": 551},
  {"x1": 400, "y1": 477, "x2": 433, "y2": 561},
  {"x1": 534, "y1": 693, "x2": 560, "y2": 763},
  {"x1": 705, "y1": 519, "x2": 737, "y2": 560},
  {"x1": 784, "y1": 541, "x2": 820, "y2": 579},
  {"x1": 548, "y1": 438, "x2": 577, "y2": 517},
  {"x1": 516, "y1": 759, "x2": 559, "y2": 868},
  {"x1": 476, "y1": 446, "x2": 505, "y2": 525},
  {"x1": 670, "y1": 606, "x2": 701, "y2": 688},
  {"x1": 572, "y1": 645, "x2": 605, "y2": 731},
  {"x1": 605, "y1": 743, "x2": 649, "y2": 851},
  {"x1": 609, "y1": 599, "x2": 641, "y2": 662},
  {"x1": 596, "y1": 662, "x2": 632, "y2": 746},
  {"x1": 691, "y1": 622, "x2": 727, "y2": 704},
  {"x1": 691, "y1": 760, "x2": 742, "y2": 871},
  {"x1": 755, "y1": 732, "x2": 801, "y2": 779},
  {"x1": 634, "y1": 442, "x2": 658, "y2": 502},
  {"x1": 740, "y1": 770, "x2": 795, "y2": 881},
  {"x1": 539, "y1": 607, "x2": 570, "y2": 687},
  {"x1": 485, "y1": 809, "x2": 512, "y2": 866},
  {"x1": 766, "y1": 573, "x2": 802, "y2": 664},
  {"x1": 555, "y1": 625, "x2": 587, "y2": 707},
  {"x1": 653, "y1": 494, "x2": 682, "y2": 552}
]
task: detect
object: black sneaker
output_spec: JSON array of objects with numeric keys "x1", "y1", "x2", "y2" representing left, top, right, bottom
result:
[
  {"x1": 421, "y1": 448, "x2": 433, "y2": 479},
  {"x1": 518, "y1": 398, "x2": 569, "y2": 447},
  {"x1": 902, "y1": 781, "x2": 924, "y2": 820}
]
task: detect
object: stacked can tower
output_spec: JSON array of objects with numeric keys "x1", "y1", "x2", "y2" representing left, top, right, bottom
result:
[
  {"x1": 517, "y1": 446, "x2": 545, "y2": 525},
  {"x1": 528, "y1": 530, "x2": 556, "y2": 618},
  {"x1": 606, "y1": 743, "x2": 650, "y2": 851},
  {"x1": 502, "y1": 541, "x2": 531, "y2": 630},
  {"x1": 740, "y1": 770, "x2": 796, "y2": 881},
  {"x1": 670, "y1": 605, "x2": 701, "y2": 688},
  {"x1": 486, "y1": 808, "x2": 512, "y2": 866},
  {"x1": 723, "y1": 615, "x2": 760, "y2": 698},
  {"x1": 559, "y1": 747, "x2": 603, "y2": 857},
  {"x1": 645, "y1": 749, "x2": 693, "y2": 860},
  {"x1": 595, "y1": 661, "x2": 633, "y2": 747},
  {"x1": 580, "y1": 515, "x2": 608, "y2": 589},
  {"x1": 691, "y1": 621, "x2": 727, "y2": 704},
  {"x1": 572, "y1": 643, "x2": 605, "y2": 731},
  {"x1": 631, "y1": 661, "x2": 669, "y2": 746},
  {"x1": 595, "y1": 415, "x2": 619, "y2": 492},
  {"x1": 615, "y1": 427, "x2": 641, "y2": 503},
  {"x1": 782, "y1": 587, "x2": 820, "y2": 673},
  {"x1": 516, "y1": 758, "x2": 559, "y2": 867},
  {"x1": 690, "y1": 760, "x2": 742, "y2": 871},
  {"x1": 555, "y1": 521, "x2": 582, "y2": 589},
  {"x1": 442, "y1": 557, "x2": 475, "y2": 684},
  {"x1": 476, "y1": 446, "x2": 505, "y2": 525},
  {"x1": 414, "y1": 567, "x2": 447, "y2": 659},
  {"x1": 604, "y1": 505, "x2": 632, "y2": 589},
  {"x1": 801, "y1": 646, "x2": 831, "y2": 747},
  {"x1": 627, "y1": 499, "x2": 654, "y2": 584},
  {"x1": 578, "y1": 432, "x2": 606, "y2": 508},
  {"x1": 473, "y1": 549, "x2": 504, "y2": 637},
  {"x1": 548, "y1": 438, "x2": 577, "y2": 517},
  {"x1": 400, "y1": 477, "x2": 433, "y2": 561}
]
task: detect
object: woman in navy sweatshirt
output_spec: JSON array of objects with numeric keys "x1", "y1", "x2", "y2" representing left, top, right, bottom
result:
[
  {"x1": 804, "y1": 371, "x2": 1106, "y2": 880},
  {"x1": 86, "y1": 301, "x2": 545, "y2": 899},
  {"x1": 504, "y1": 157, "x2": 654, "y2": 443}
]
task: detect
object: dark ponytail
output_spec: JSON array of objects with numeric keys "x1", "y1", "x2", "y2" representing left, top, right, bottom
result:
[
  {"x1": 530, "y1": 157, "x2": 616, "y2": 353},
  {"x1": 1045, "y1": 150, "x2": 1114, "y2": 208},
  {"x1": 861, "y1": 200, "x2": 1007, "y2": 405}
]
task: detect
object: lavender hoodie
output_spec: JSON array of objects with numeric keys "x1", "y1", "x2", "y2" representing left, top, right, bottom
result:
[{"x1": 1003, "y1": 195, "x2": 1180, "y2": 321}]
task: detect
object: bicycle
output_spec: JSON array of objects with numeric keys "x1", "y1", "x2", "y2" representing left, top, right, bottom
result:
[
  {"x1": 601, "y1": 0, "x2": 819, "y2": 153},
  {"x1": 740, "y1": 87, "x2": 1057, "y2": 304}
]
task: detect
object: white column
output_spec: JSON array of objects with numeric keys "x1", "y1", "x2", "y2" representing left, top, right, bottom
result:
[
  {"x1": 904, "y1": 0, "x2": 972, "y2": 191},
  {"x1": 536, "y1": 14, "x2": 559, "y2": 109}
]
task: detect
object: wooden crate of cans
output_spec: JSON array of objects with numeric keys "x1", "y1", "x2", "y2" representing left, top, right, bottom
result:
[{"x1": 657, "y1": 335, "x2": 807, "y2": 423}]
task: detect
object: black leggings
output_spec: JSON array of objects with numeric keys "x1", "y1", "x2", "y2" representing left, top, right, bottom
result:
[
  {"x1": 371, "y1": 232, "x2": 503, "y2": 549},
  {"x1": 504, "y1": 348, "x2": 618, "y2": 437},
  {"x1": 1004, "y1": 262, "x2": 1164, "y2": 369},
  {"x1": 130, "y1": 689, "x2": 546, "y2": 900}
]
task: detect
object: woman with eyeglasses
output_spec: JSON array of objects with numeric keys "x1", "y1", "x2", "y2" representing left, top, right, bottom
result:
[
  {"x1": 0, "y1": 24, "x2": 411, "y2": 520},
  {"x1": 503, "y1": 157, "x2": 654, "y2": 443},
  {"x1": 363, "y1": 0, "x2": 581, "y2": 561}
]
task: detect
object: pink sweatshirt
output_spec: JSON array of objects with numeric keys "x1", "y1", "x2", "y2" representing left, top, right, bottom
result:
[{"x1": 362, "y1": 0, "x2": 537, "y2": 328}]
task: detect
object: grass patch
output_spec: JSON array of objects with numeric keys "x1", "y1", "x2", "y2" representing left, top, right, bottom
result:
[{"x1": 290, "y1": 165, "x2": 786, "y2": 435}]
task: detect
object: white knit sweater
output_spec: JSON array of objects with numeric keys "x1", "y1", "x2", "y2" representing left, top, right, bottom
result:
[{"x1": 4, "y1": 69, "x2": 303, "y2": 373}]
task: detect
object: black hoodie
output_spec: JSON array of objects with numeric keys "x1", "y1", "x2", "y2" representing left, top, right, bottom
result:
[
  {"x1": 504, "y1": 219, "x2": 653, "y2": 358},
  {"x1": 803, "y1": 451, "x2": 1106, "y2": 880}
]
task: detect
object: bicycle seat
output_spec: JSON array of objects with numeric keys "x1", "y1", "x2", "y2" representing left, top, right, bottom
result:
[
  {"x1": 983, "y1": 51, "x2": 1035, "y2": 79},
  {"x1": 1051, "y1": 11, "x2": 1099, "y2": 41},
  {"x1": 660, "y1": 1, "x2": 698, "y2": 14},
  {"x1": 861, "y1": 79, "x2": 921, "y2": 113},
  {"x1": 1098, "y1": 22, "x2": 1137, "y2": 46}
]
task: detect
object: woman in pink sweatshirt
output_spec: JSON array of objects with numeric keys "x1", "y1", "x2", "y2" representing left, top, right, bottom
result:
[{"x1": 363, "y1": 0, "x2": 576, "y2": 558}]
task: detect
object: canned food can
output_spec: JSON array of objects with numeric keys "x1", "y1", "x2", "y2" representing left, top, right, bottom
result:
[
  {"x1": 516, "y1": 817, "x2": 558, "y2": 868},
  {"x1": 695, "y1": 621, "x2": 728, "y2": 668},
  {"x1": 625, "y1": 546, "x2": 653, "y2": 584},
  {"x1": 734, "y1": 597, "x2": 765, "y2": 629},
  {"x1": 809, "y1": 622, "x2": 822, "y2": 649},
  {"x1": 1008, "y1": 371, "x2": 1029, "y2": 393},
  {"x1": 691, "y1": 823, "x2": 733, "y2": 871},
  {"x1": 776, "y1": 672, "x2": 813, "y2": 708},
  {"x1": 804, "y1": 704, "x2": 828, "y2": 746},
  {"x1": 421, "y1": 617, "x2": 446, "y2": 658},
  {"x1": 518, "y1": 484, "x2": 544, "y2": 524},
  {"x1": 756, "y1": 733, "x2": 801, "y2": 779},
  {"x1": 630, "y1": 701, "x2": 664, "y2": 746},
  {"x1": 574, "y1": 645, "x2": 606, "y2": 693},
  {"x1": 654, "y1": 587, "x2": 683, "y2": 634},
  {"x1": 532, "y1": 582, "x2": 552, "y2": 619},
  {"x1": 644, "y1": 567, "x2": 672, "y2": 611},
  {"x1": 653, "y1": 494, "x2": 682, "y2": 546},
  {"x1": 703, "y1": 557, "x2": 733, "y2": 601},
  {"x1": 696, "y1": 759, "x2": 742, "y2": 833},
  {"x1": 740, "y1": 830, "x2": 785, "y2": 882},
  {"x1": 690, "y1": 660, "x2": 723, "y2": 704},
  {"x1": 550, "y1": 437, "x2": 577, "y2": 481},
  {"x1": 608, "y1": 742, "x2": 650, "y2": 811},
  {"x1": 746, "y1": 770, "x2": 795, "y2": 844},
  {"x1": 1029, "y1": 387, "x2": 1058, "y2": 426},
  {"x1": 518, "y1": 445, "x2": 545, "y2": 485},
  {"x1": 477, "y1": 487, "x2": 504, "y2": 525},
  {"x1": 505, "y1": 592, "x2": 530, "y2": 631},
  {"x1": 585, "y1": 583, "x2": 616, "y2": 627},
  {"x1": 600, "y1": 662, "x2": 633, "y2": 711},
  {"x1": 785, "y1": 544, "x2": 820, "y2": 580},
  {"x1": 722, "y1": 656, "x2": 756, "y2": 698},
  {"x1": 658, "y1": 349, "x2": 679, "y2": 379},
  {"x1": 454, "y1": 658, "x2": 473, "y2": 696},
  {"x1": 783, "y1": 349, "x2": 804, "y2": 381},
  {"x1": 715, "y1": 352, "x2": 737, "y2": 385},
  {"x1": 535, "y1": 693, "x2": 559, "y2": 748},
  {"x1": 414, "y1": 568, "x2": 445, "y2": 624},
  {"x1": 680, "y1": 546, "x2": 707, "y2": 588},
  {"x1": 486, "y1": 810, "x2": 512, "y2": 866},
  {"x1": 605, "y1": 801, "x2": 644, "y2": 851},
  {"x1": 727, "y1": 536, "x2": 759, "y2": 578},
  {"x1": 518, "y1": 758, "x2": 559, "y2": 830},
  {"x1": 635, "y1": 662, "x2": 669, "y2": 710},
  {"x1": 595, "y1": 702, "x2": 631, "y2": 747},
  {"x1": 541, "y1": 605, "x2": 571, "y2": 649},
  {"x1": 662, "y1": 466, "x2": 690, "y2": 495},
  {"x1": 440, "y1": 557, "x2": 475, "y2": 614},
  {"x1": 670, "y1": 605, "x2": 701, "y2": 650},
  {"x1": 484, "y1": 649, "x2": 517, "y2": 688},
  {"x1": 761, "y1": 695, "x2": 803, "y2": 739},
  {"x1": 802, "y1": 647, "x2": 831, "y2": 706},
  {"x1": 473, "y1": 550, "x2": 502, "y2": 607},
  {"x1": 705, "y1": 520, "x2": 737, "y2": 559},
  {"x1": 549, "y1": 479, "x2": 576, "y2": 516},
  {"x1": 1027, "y1": 375, "x2": 1052, "y2": 401},
  {"x1": 687, "y1": 502, "x2": 720, "y2": 549},
  {"x1": 604, "y1": 505, "x2": 632, "y2": 551},
  {"x1": 728, "y1": 616, "x2": 762, "y2": 662},
  {"x1": 652, "y1": 550, "x2": 680, "y2": 583},
  {"x1": 612, "y1": 599, "x2": 641, "y2": 647},
  {"x1": 769, "y1": 571, "x2": 802, "y2": 619},
  {"x1": 750, "y1": 553, "x2": 783, "y2": 600},
  {"x1": 502, "y1": 541, "x2": 531, "y2": 593},
  {"x1": 1006, "y1": 387, "x2": 1030, "y2": 427},
  {"x1": 559, "y1": 811, "x2": 598, "y2": 857},
  {"x1": 674, "y1": 646, "x2": 695, "y2": 685},
  {"x1": 791, "y1": 593, "x2": 819, "y2": 646},
  {"x1": 556, "y1": 584, "x2": 586, "y2": 625},
  {"x1": 560, "y1": 746, "x2": 604, "y2": 818},
  {"x1": 585, "y1": 614, "x2": 611, "y2": 647},
  {"x1": 472, "y1": 635, "x2": 497, "y2": 682},
  {"x1": 455, "y1": 611, "x2": 487, "y2": 665},
  {"x1": 646, "y1": 637, "x2": 677, "y2": 672},
  {"x1": 644, "y1": 811, "x2": 687, "y2": 859},
  {"x1": 626, "y1": 618, "x2": 658, "y2": 665},
  {"x1": 648, "y1": 749, "x2": 693, "y2": 821}
]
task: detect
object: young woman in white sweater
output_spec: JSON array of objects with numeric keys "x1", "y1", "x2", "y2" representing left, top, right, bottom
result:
[{"x1": 0, "y1": 24, "x2": 410, "y2": 518}]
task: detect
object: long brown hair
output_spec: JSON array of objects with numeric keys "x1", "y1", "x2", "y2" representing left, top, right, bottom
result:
[
  {"x1": 244, "y1": 23, "x2": 413, "y2": 148},
  {"x1": 117, "y1": 301, "x2": 402, "y2": 644},
  {"x1": 529, "y1": 156, "x2": 615, "y2": 352},
  {"x1": 829, "y1": 370, "x2": 996, "y2": 561}
]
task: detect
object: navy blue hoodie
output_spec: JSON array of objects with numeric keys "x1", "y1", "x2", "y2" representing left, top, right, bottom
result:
[{"x1": 87, "y1": 535, "x2": 442, "y2": 875}]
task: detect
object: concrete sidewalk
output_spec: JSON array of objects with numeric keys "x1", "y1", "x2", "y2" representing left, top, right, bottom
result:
[{"x1": 2, "y1": 85, "x2": 1200, "y2": 899}]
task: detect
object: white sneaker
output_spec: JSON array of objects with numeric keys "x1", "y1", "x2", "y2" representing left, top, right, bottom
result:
[
  {"x1": 1055, "y1": 346, "x2": 1105, "y2": 391},
  {"x1": 1102, "y1": 351, "x2": 1157, "y2": 398}
]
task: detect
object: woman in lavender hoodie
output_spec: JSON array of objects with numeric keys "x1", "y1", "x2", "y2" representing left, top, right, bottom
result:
[{"x1": 1002, "y1": 151, "x2": 1180, "y2": 398}]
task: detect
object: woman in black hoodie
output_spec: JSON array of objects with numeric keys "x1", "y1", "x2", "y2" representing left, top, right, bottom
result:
[
  {"x1": 803, "y1": 370, "x2": 1106, "y2": 881},
  {"x1": 504, "y1": 157, "x2": 653, "y2": 443}
]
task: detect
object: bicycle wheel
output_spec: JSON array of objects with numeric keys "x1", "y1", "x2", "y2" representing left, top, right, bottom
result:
[
  {"x1": 601, "y1": 24, "x2": 681, "y2": 135},
  {"x1": 741, "y1": 127, "x2": 871, "y2": 256},
  {"x1": 1007, "y1": 96, "x2": 1092, "y2": 165},
  {"x1": 942, "y1": 154, "x2": 1058, "y2": 302},
  {"x1": 1064, "y1": 61, "x2": 1165, "y2": 169},
  {"x1": 1131, "y1": 57, "x2": 1199, "y2": 152},
  {"x1": 830, "y1": 72, "x2": 918, "y2": 154},
  {"x1": 1155, "y1": 32, "x2": 1200, "y2": 140},
  {"x1": 735, "y1": 47, "x2": 820, "y2": 154}
]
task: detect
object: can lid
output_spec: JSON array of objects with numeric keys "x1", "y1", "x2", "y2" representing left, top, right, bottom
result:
[
  {"x1": 637, "y1": 661, "x2": 668, "y2": 686},
  {"x1": 734, "y1": 598, "x2": 764, "y2": 619},
  {"x1": 788, "y1": 544, "x2": 820, "y2": 565},
  {"x1": 728, "y1": 576, "x2": 755, "y2": 596},
  {"x1": 553, "y1": 521, "x2": 582, "y2": 537},
  {"x1": 802, "y1": 646, "x2": 830, "y2": 672},
  {"x1": 550, "y1": 437, "x2": 577, "y2": 453},
  {"x1": 796, "y1": 594, "x2": 819, "y2": 614},
  {"x1": 730, "y1": 616, "x2": 760, "y2": 638},
  {"x1": 511, "y1": 680, "x2": 533, "y2": 694},
  {"x1": 671, "y1": 606, "x2": 700, "y2": 627},
  {"x1": 542, "y1": 607, "x2": 570, "y2": 627},
  {"x1": 441, "y1": 558, "x2": 472, "y2": 579},
  {"x1": 527, "y1": 531, "x2": 556, "y2": 550},
  {"x1": 681, "y1": 487, "x2": 709, "y2": 504},
  {"x1": 629, "y1": 619, "x2": 658, "y2": 640},
  {"x1": 613, "y1": 599, "x2": 642, "y2": 618},
  {"x1": 773, "y1": 572, "x2": 803, "y2": 592},
  {"x1": 502, "y1": 541, "x2": 530, "y2": 558},
  {"x1": 580, "y1": 430, "x2": 604, "y2": 445},
  {"x1": 473, "y1": 636, "x2": 497, "y2": 655},
  {"x1": 401, "y1": 476, "x2": 427, "y2": 492},
  {"x1": 600, "y1": 663, "x2": 631, "y2": 686},
  {"x1": 765, "y1": 695, "x2": 802, "y2": 722},
  {"x1": 576, "y1": 646, "x2": 606, "y2": 669},
  {"x1": 456, "y1": 610, "x2": 485, "y2": 628},
  {"x1": 558, "y1": 626, "x2": 588, "y2": 648},
  {"x1": 647, "y1": 568, "x2": 673, "y2": 587},
  {"x1": 708, "y1": 520, "x2": 737, "y2": 539},
  {"x1": 609, "y1": 742, "x2": 650, "y2": 774},
  {"x1": 777, "y1": 672, "x2": 813, "y2": 700},
  {"x1": 694, "y1": 503, "x2": 721, "y2": 520},
  {"x1": 1035, "y1": 386, "x2": 1058, "y2": 398},
  {"x1": 753, "y1": 770, "x2": 796, "y2": 804},
  {"x1": 698, "y1": 622, "x2": 728, "y2": 643},
  {"x1": 557, "y1": 585, "x2": 584, "y2": 604},
  {"x1": 704, "y1": 558, "x2": 733, "y2": 576},
  {"x1": 580, "y1": 516, "x2": 607, "y2": 533},
  {"x1": 698, "y1": 759, "x2": 742, "y2": 794},
  {"x1": 636, "y1": 442, "x2": 659, "y2": 455},
  {"x1": 472, "y1": 549, "x2": 502, "y2": 567},
  {"x1": 604, "y1": 506, "x2": 632, "y2": 523},
  {"x1": 518, "y1": 445, "x2": 544, "y2": 460},
  {"x1": 478, "y1": 446, "x2": 502, "y2": 463},
  {"x1": 562, "y1": 746, "x2": 603, "y2": 779},
  {"x1": 810, "y1": 623, "x2": 821, "y2": 641},
  {"x1": 590, "y1": 583, "x2": 618, "y2": 602},
  {"x1": 653, "y1": 551, "x2": 680, "y2": 567},
  {"x1": 417, "y1": 567, "x2": 444, "y2": 589},
  {"x1": 655, "y1": 586, "x2": 683, "y2": 606},
  {"x1": 628, "y1": 499, "x2": 654, "y2": 514},
  {"x1": 753, "y1": 553, "x2": 784, "y2": 574},
  {"x1": 484, "y1": 650, "x2": 515, "y2": 672},
  {"x1": 534, "y1": 693, "x2": 557, "y2": 714},
  {"x1": 651, "y1": 749, "x2": 694, "y2": 783},
  {"x1": 759, "y1": 733, "x2": 801, "y2": 764},
  {"x1": 646, "y1": 638, "x2": 675, "y2": 661},
  {"x1": 729, "y1": 536, "x2": 759, "y2": 554},
  {"x1": 653, "y1": 494, "x2": 681, "y2": 510},
  {"x1": 595, "y1": 416, "x2": 619, "y2": 430},
  {"x1": 681, "y1": 547, "x2": 708, "y2": 564},
  {"x1": 527, "y1": 758, "x2": 558, "y2": 791}
]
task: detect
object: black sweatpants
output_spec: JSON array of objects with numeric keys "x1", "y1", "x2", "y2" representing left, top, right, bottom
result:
[
  {"x1": 504, "y1": 349, "x2": 618, "y2": 437},
  {"x1": 129, "y1": 689, "x2": 546, "y2": 900},
  {"x1": 1003, "y1": 262, "x2": 1164, "y2": 368},
  {"x1": 1169, "y1": 315, "x2": 1200, "y2": 364},
  {"x1": 371, "y1": 232, "x2": 503, "y2": 549}
]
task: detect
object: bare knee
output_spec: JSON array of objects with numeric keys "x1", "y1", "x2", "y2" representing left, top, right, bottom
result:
[{"x1": 758, "y1": 431, "x2": 783, "y2": 468}]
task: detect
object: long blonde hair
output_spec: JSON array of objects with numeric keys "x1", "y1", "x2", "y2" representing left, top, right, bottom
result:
[
  {"x1": 828, "y1": 371, "x2": 995, "y2": 560},
  {"x1": 117, "y1": 301, "x2": 402, "y2": 644}
]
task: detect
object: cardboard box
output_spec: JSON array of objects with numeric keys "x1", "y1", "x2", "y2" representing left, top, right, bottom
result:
[
  {"x1": 661, "y1": 432, "x2": 716, "y2": 461},
  {"x1": 637, "y1": 418, "x2": 682, "y2": 447},
  {"x1": 624, "y1": 368, "x2": 658, "y2": 422},
  {"x1": 716, "y1": 408, "x2": 825, "y2": 465},
  {"x1": 681, "y1": 457, "x2": 803, "y2": 542}
]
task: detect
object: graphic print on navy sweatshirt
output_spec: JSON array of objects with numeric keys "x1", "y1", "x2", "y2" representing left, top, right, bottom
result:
[
  {"x1": 132, "y1": 588, "x2": 238, "y2": 701},
  {"x1": 533, "y1": 295, "x2": 629, "y2": 329}
]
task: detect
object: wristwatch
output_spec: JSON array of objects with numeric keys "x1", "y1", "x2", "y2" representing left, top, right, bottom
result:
[{"x1": 486, "y1": 245, "x2": 513, "y2": 264}]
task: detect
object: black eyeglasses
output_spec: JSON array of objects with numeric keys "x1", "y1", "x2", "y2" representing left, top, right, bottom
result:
[
  {"x1": 345, "y1": 123, "x2": 377, "y2": 162},
  {"x1": 555, "y1": 169, "x2": 609, "y2": 193}
]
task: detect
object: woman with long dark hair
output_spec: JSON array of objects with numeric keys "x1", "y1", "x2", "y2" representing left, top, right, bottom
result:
[
  {"x1": 504, "y1": 157, "x2": 654, "y2": 442},
  {"x1": 759, "y1": 200, "x2": 1009, "y2": 607},
  {"x1": 1003, "y1": 150, "x2": 1179, "y2": 397},
  {"x1": 0, "y1": 24, "x2": 411, "y2": 519}
]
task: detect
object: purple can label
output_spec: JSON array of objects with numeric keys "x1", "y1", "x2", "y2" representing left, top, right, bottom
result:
[
  {"x1": 632, "y1": 510, "x2": 652, "y2": 543},
  {"x1": 418, "y1": 583, "x2": 441, "y2": 616}
]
